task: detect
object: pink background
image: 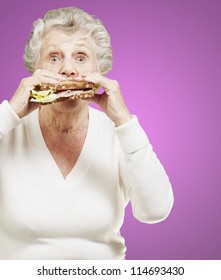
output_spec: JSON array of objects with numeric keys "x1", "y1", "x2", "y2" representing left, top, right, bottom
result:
[{"x1": 1, "y1": 0, "x2": 220, "y2": 259}]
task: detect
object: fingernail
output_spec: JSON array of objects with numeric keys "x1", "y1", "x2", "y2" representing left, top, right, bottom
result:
[{"x1": 73, "y1": 76, "x2": 82, "y2": 80}]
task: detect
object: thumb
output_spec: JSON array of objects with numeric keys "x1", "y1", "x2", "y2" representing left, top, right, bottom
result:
[{"x1": 87, "y1": 92, "x2": 104, "y2": 105}]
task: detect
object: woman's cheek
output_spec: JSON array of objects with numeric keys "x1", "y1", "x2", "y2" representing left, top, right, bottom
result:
[{"x1": 42, "y1": 63, "x2": 60, "y2": 73}]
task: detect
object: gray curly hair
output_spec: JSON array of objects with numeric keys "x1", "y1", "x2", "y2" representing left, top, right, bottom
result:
[{"x1": 23, "y1": 7, "x2": 112, "y2": 75}]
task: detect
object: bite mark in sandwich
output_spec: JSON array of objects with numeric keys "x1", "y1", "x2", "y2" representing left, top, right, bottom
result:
[{"x1": 30, "y1": 80, "x2": 99, "y2": 104}]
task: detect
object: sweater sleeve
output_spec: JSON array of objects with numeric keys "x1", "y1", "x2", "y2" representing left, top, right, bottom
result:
[
  {"x1": 0, "y1": 100, "x2": 21, "y2": 141},
  {"x1": 115, "y1": 116, "x2": 174, "y2": 224}
]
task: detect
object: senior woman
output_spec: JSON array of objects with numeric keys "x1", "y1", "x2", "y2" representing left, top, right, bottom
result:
[{"x1": 0, "y1": 7, "x2": 173, "y2": 259}]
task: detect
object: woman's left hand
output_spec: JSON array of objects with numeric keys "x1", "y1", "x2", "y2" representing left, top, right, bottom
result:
[{"x1": 73, "y1": 73, "x2": 132, "y2": 126}]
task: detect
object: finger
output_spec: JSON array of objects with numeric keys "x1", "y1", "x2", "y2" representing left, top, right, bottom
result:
[
  {"x1": 34, "y1": 76, "x2": 66, "y2": 85},
  {"x1": 33, "y1": 69, "x2": 67, "y2": 81},
  {"x1": 73, "y1": 73, "x2": 114, "y2": 96},
  {"x1": 86, "y1": 93, "x2": 102, "y2": 104},
  {"x1": 73, "y1": 73, "x2": 104, "y2": 84},
  {"x1": 32, "y1": 74, "x2": 67, "y2": 86},
  {"x1": 86, "y1": 92, "x2": 108, "y2": 104}
]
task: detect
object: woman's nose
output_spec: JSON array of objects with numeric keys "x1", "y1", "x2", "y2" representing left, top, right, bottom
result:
[{"x1": 60, "y1": 59, "x2": 77, "y2": 77}]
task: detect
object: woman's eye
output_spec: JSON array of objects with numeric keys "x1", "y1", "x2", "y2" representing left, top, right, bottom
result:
[
  {"x1": 50, "y1": 56, "x2": 59, "y2": 62},
  {"x1": 76, "y1": 55, "x2": 87, "y2": 63}
]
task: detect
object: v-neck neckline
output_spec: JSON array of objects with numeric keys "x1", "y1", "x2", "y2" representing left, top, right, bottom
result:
[{"x1": 28, "y1": 107, "x2": 97, "y2": 186}]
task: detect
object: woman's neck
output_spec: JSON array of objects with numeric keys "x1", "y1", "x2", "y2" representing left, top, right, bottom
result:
[{"x1": 38, "y1": 101, "x2": 89, "y2": 134}]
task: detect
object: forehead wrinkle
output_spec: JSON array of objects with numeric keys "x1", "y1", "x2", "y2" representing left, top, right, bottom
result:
[
  {"x1": 75, "y1": 41, "x2": 88, "y2": 46},
  {"x1": 42, "y1": 38, "x2": 92, "y2": 50},
  {"x1": 43, "y1": 30, "x2": 92, "y2": 46},
  {"x1": 44, "y1": 45, "x2": 92, "y2": 55}
]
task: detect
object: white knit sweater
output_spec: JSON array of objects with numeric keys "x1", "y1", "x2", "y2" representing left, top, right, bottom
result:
[{"x1": 0, "y1": 100, "x2": 173, "y2": 259}]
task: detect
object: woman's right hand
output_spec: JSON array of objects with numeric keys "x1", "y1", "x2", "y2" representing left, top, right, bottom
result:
[{"x1": 9, "y1": 69, "x2": 67, "y2": 118}]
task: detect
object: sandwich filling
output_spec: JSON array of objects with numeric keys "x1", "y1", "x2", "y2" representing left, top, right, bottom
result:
[{"x1": 30, "y1": 81, "x2": 99, "y2": 104}]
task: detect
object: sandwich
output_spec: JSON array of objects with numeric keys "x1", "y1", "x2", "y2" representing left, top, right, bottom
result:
[{"x1": 29, "y1": 80, "x2": 99, "y2": 104}]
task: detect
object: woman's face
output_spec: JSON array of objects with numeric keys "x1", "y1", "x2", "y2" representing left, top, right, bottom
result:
[{"x1": 36, "y1": 29, "x2": 98, "y2": 76}]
